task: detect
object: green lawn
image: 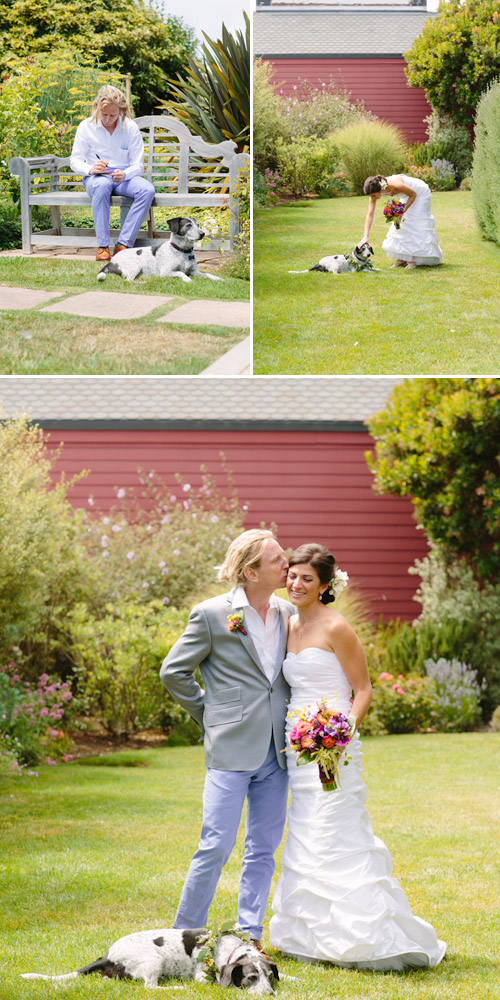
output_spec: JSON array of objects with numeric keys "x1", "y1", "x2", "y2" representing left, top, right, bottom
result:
[
  {"x1": 0, "y1": 256, "x2": 249, "y2": 375},
  {"x1": 1, "y1": 733, "x2": 499, "y2": 999},
  {"x1": 253, "y1": 191, "x2": 500, "y2": 375}
]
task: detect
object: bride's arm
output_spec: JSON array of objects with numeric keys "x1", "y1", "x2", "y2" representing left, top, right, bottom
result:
[
  {"x1": 391, "y1": 181, "x2": 416, "y2": 213},
  {"x1": 358, "y1": 195, "x2": 378, "y2": 246},
  {"x1": 327, "y1": 618, "x2": 372, "y2": 728}
]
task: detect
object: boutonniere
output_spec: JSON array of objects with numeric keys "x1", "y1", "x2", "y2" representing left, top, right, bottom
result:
[{"x1": 227, "y1": 611, "x2": 247, "y2": 635}]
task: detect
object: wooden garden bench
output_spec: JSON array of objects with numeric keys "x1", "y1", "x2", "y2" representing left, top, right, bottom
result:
[{"x1": 9, "y1": 115, "x2": 249, "y2": 254}]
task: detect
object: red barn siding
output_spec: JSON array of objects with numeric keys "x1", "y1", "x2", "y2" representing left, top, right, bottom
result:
[
  {"x1": 266, "y1": 57, "x2": 431, "y2": 142},
  {"x1": 44, "y1": 427, "x2": 428, "y2": 621}
]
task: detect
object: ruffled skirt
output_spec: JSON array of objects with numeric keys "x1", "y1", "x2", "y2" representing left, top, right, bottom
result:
[
  {"x1": 382, "y1": 189, "x2": 442, "y2": 266},
  {"x1": 269, "y1": 734, "x2": 446, "y2": 970}
]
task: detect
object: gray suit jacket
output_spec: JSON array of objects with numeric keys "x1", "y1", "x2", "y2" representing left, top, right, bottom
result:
[{"x1": 159, "y1": 589, "x2": 294, "y2": 771}]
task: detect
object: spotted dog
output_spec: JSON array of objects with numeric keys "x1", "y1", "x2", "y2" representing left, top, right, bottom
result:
[
  {"x1": 21, "y1": 928, "x2": 278, "y2": 994},
  {"x1": 97, "y1": 217, "x2": 223, "y2": 284},
  {"x1": 289, "y1": 241, "x2": 376, "y2": 274}
]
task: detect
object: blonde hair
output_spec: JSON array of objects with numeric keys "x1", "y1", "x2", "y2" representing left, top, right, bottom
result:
[
  {"x1": 217, "y1": 529, "x2": 276, "y2": 586},
  {"x1": 92, "y1": 86, "x2": 130, "y2": 123}
]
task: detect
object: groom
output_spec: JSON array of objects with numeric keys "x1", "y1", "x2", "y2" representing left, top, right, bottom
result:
[{"x1": 159, "y1": 529, "x2": 293, "y2": 946}]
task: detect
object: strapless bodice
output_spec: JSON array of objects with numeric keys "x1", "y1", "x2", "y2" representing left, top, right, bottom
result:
[{"x1": 283, "y1": 647, "x2": 353, "y2": 716}]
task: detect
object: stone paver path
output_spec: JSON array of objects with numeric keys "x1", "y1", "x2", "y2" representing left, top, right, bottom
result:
[
  {"x1": 41, "y1": 290, "x2": 173, "y2": 320},
  {"x1": 0, "y1": 286, "x2": 65, "y2": 309},
  {"x1": 157, "y1": 299, "x2": 250, "y2": 328}
]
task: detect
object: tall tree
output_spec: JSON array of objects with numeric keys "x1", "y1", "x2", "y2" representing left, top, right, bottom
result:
[
  {"x1": 366, "y1": 379, "x2": 500, "y2": 579},
  {"x1": 0, "y1": 0, "x2": 196, "y2": 115},
  {"x1": 405, "y1": 0, "x2": 500, "y2": 127}
]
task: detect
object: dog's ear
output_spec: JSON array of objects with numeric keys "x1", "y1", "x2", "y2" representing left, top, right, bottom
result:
[
  {"x1": 219, "y1": 962, "x2": 239, "y2": 988},
  {"x1": 269, "y1": 962, "x2": 279, "y2": 981},
  {"x1": 168, "y1": 217, "x2": 182, "y2": 233}
]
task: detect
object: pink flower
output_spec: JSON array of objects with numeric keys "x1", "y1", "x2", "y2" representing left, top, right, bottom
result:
[
  {"x1": 46, "y1": 758, "x2": 57, "y2": 766},
  {"x1": 117, "y1": 488, "x2": 126, "y2": 498}
]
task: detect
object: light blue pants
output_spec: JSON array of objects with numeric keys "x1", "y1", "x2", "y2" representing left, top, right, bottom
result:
[
  {"x1": 83, "y1": 174, "x2": 155, "y2": 248},
  {"x1": 174, "y1": 742, "x2": 289, "y2": 939}
]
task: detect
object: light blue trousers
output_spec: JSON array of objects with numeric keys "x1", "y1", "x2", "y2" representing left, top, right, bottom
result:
[
  {"x1": 174, "y1": 742, "x2": 289, "y2": 939},
  {"x1": 83, "y1": 174, "x2": 155, "y2": 248}
]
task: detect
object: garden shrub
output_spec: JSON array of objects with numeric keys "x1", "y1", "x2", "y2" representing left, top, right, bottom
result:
[
  {"x1": 0, "y1": 416, "x2": 86, "y2": 660},
  {"x1": 253, "y1": 58, "x2": 287, "y2": 173},
  {"x1": 333, "y1": 120, "x2": 406, "y2": 195},
  {"x1": 362, "y1": 672, "x2": 437, "y2": 736},
  {"x1": 472, "y1": 79, "x2": 500, "y2": 244},
  {"x1": 423, "y1": 658, "x2": 483, "y2": 732},
  {"x1": 66, "y1": 601, "x2": 190, "y2": 737},
  {"x1": 406, "y1": 160, "x2": 456, "y2": 191},
  {"x1": 0, "y1": 667, "x2": 74, "y2": 765},
  {"x1": 274, "y1": 134, "x2": 341, "y2": 199},
  {"x1": 279, "y1": 80, "x2": 371, "y2": 142},
  {"x1": 492, "y1": 705, "x2": 500, "y2": 731},
  {"x1": 0, "y1": 60, "x2": 71, "y2": 200},
  {"x1": 80, "y1": 468, "x2": 245, "y2": 614},
  {"x1": 410, "y1": 546, "x2": 500, "y2": 715},
  {"x1": 0, "y1": 200, "x2": 22, "y2": 250},
  {"x1": 254, "y1": 167, "x2": 280, "y2": 208},
  {"x1": 406, "y1": 112, "x2": 472, "y2": 183}
]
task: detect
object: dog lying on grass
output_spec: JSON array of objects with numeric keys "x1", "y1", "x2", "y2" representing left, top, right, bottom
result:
[
  {"x1": 97, "y1": 217, "x2": 224, "y2": 284},
  {"x1": 21, "y1": 927, "x2": 279, "y2": 994},
  {"x1": 289, "y1": 241, "x2": 376, "y2": 274}
]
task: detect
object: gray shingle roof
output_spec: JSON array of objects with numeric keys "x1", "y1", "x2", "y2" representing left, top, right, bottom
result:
[
  {"x1": 254, "y1": 9, "x2": 435, "y2": 55},
  {"x1": 0, "y1": 377, "x2": 402, "y2": 428}
]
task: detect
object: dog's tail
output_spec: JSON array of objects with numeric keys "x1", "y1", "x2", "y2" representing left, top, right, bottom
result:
[
  {"x1": 21, "y1": 955, "x2": 110, "y2": 982},
  {"x1": 97, "y1": 261, "x2": 122, "y2": 282},
  {"x1": 21, "y1": 971, "x2": 79, "y2": 981}
]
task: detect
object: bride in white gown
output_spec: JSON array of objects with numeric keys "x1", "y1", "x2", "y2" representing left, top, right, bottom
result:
[
  {"x1": 269, "y1": 543, "x2": 446, "y2": 971},
  {"x1": 358, "y1": 173, "x2": 442, "y2": 268}
]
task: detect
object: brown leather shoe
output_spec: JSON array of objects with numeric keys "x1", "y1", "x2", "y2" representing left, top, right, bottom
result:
[
  {"x1": 251, "y1": 940, "x2": 271, "y2": 960},
  {"x1": 96, "y1": 247, "x2": 110, "y2": 261},
  {"x1": 113, "y1": 243, "x2": 128, "y2": 256}
]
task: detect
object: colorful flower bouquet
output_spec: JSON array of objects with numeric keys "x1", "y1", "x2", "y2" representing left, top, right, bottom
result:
[
  {"x1": 287, "y1": 699, "x2": 352, "y2": 791},
  {"x1": 383, "y1": 198, "x2": 406, "y2": 229}
]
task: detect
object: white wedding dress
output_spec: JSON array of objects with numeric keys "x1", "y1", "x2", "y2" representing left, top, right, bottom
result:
[
  {"x1": 269, "y1": 648, "x2": 446, "y2": 970},
  {"x1": 382, "y1": 174, "x2": 443, "y2": 266}
]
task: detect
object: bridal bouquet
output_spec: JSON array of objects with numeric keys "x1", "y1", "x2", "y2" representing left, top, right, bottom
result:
[
  {"x1": 383, "y1": 198, "x2": 405, "y2": 229},
  {"x1": 287, "y1": 699, "x2": 352, "y2": 791}
]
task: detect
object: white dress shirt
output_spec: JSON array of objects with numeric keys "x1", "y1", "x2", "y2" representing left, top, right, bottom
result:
[
  {"x1": 232, "y1": 586, "x2": 281, "y2": 683},
  {"x1": 70, "y1": 117, "x2": 145, "y2": 179}
]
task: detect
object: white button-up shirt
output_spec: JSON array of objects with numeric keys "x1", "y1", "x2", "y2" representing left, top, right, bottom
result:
[
  {"x1": 70, "y1": 116, "x2": 145, "y2": 180},
  {"x1": 232, "y1": 586, "x2": 281, "y2": 683}
]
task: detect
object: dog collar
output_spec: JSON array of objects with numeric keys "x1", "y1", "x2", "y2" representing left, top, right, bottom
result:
[{"x1": 171, "y1": 242, "x2": 196, "y2": 260}]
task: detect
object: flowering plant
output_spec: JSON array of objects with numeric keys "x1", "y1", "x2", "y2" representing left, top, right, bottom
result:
[
  {"x1": 328, "y1": 568, "x2": 349, "y2": 599},
  {"x1": 287, "y1": 698, "x2": 352, "y2": 791},
  {"x1": 383, "y1": 198, "x2": 405, "y2": 229},
  {"x1": 227, "y1": 611, "x2": 247, "y2": 635}
]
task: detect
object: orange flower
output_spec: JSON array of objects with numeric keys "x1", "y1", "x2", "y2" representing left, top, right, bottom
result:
[{"x1": 301, "y1": 736, "x2": 316, "y2": 749}]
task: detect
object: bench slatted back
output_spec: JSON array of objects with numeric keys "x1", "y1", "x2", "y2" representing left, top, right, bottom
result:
[{"x1": 11, "y1": 116, "x2": 238, "y2": 197}]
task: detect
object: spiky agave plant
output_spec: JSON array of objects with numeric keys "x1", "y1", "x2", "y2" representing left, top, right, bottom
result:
[{"x1": 156, "y1": 12, "x2": 249, "y2": 152}]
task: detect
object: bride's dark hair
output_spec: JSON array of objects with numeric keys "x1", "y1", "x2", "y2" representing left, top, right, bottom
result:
[
  {"x1": 363, "y1": 175, "x2": 386, "y2": 195},
  {"x1": 288, "y1": 543, "x2": 336, "y2": 604}
]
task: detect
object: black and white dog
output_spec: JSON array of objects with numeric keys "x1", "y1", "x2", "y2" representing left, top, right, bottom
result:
[
  {"x1": 289, "y1": 241, "x2": 376, "y2": 274},
  {"x1": 97, "y1": 217, "x2": 224, "y2": 284},
  {"x1": 21, "y1": 928, "x2": 278, "y2": 994}
]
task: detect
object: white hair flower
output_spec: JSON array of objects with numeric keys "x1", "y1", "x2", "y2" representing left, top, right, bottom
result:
[
  {"x1": 380, "y1": 178, "x2": 388, "y2": 191},
  {"x1": 329, "y1": 568, "x2": 349, "y2": 598}
]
